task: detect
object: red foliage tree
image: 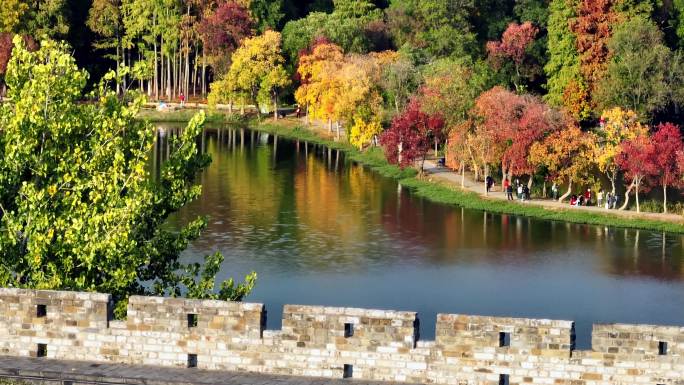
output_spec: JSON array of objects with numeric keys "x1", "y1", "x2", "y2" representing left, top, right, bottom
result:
[
  {"x1": 0, "y1": 33, "x2": 12, "y2": 77},
  {"x1": 651, "y1": 123, "x2": 684, "y2": 213},
  {"x1": 1, "y1": 34, "x2": 37, "y2": 95},
  {"x1": 615, "y1": 134, "x2": 658, "y2": 212},
  {"x1": 486, "y1": 22, "x2": 538, "y2": 88},
  {"x1": 471, "y1": 86, "x2": 564, "y2": 184},
  {"x1": 197, "y1": 1, "x2": 254, "y2": 76},
  {"x1": 380, "y1": 99, "x2": 445, "y2": 170},
  {"x1": 569, "y1": 0, "x2": 616, "y2": 101}
]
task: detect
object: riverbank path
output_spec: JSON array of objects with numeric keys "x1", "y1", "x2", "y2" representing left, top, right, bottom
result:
[{"x1": 421, "y1": 159, "x2": 684, "y2": 224}]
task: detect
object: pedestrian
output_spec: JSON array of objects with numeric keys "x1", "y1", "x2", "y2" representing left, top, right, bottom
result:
[
  {"x1": 570, "y1": 195, "x2": 577, "y2": 206},
  {"x1": 551, "y1": 182, "x2": 559, "y2": 201},
  {"x1": 517, "y1": 184, "x2": 523, "y2": 200},
  {"x1": 179, "y1": 92, "x2": 186, "y2": 108},
  {"x1": 597, "y1": 189, "x2": 604, "y2": 208},
  {"x1": 522, "y1": 184, "x2": 530, "y2": 201},
  {"x1": 486, "y1": 176, "x2": 494, "y2": 193},
  {"x1": 506, "y1": 184, "x2": 514, "y2": 200},
  {"x1": 295, "y1": 105, "x2": 301, "y2": 118},
  {"x1": 605, "y1": 192, "x2": 611, "y2": 209},
  {"x1": 613, "y1": 194, "x2": 620, "y2": 209},
  {"x1": 584, "y1": 188, "x2": 592, "y2": 206},
  {"x1": 503, "y1": 178, "x2": 510, "y2": 192}
]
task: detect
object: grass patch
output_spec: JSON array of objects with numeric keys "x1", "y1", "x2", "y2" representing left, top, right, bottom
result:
[
  {"x1": 253, "y1": 121, "x2": 684, "y2": 234},
  {"x1": 137, "y1": 108, "x2": 245, "y2": 124}
]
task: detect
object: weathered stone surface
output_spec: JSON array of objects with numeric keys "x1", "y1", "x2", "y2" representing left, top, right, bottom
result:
[{"x1": 0, "y1": 288, "x2": 683, "y2": 384}]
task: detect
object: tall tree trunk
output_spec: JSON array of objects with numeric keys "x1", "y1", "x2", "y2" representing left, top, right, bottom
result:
[
  {"x1": 663, "y1": 184, "x2": 668, "y2": 214},
  {"x1": 273, "y1": 90, "x2": 278, "y2": 121},
  {"x1": 559, "y1": 180, "x2": 572, "y2": 202},
  {"x1": 202, "y1": 49, "x2": 207, "y2": 96},
  {"x1": 154, "y1": 23, "x2": 159, "y2": 100},
  {"x1": 166, "y1": 52, "x2": 172, "y2": 100},
  {"x1": 192, "y1": 45, "x2": 198, "y2": 97},
  {"x1": 484, "y1": 164, "x2": 490, "y2": 196},
  {"x1": 460, "y1": 164, "x2": 465, "y2": 188},
  {"x1": 620, "y1": 178, "x2": 637, "y2": 211}
]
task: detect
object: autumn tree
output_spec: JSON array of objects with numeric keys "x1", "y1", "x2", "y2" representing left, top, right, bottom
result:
[
  {"x1": 380, "y1": 99, "x2": 445, "y2": 170},
  {"x1": 294, "y1": 42, "x2": 345, "y2": 126},
  {"x1": 197, "y1": 1, "x2": 254, "y2": 78},
  {"x1": 569, "y1": 0, "x2": 617, "y2": 110},
  {"x1": 651, "y1": 123, "x2": 684, "y2": 213},
  {"x1": 615, "y1": 134, "x2": 658, "y2": 212},
  {"x1": 529, "y1": 125, "x2": 596, "y2": 202},
  {"x1": 594, "y1": 107, "x2": 648, "y2": 195},
  {"x1": 380, "y1": 54, "x2": 421, "y2": 114},
  {"x1": 218, "y1": 30, "x2": 290, "y2": 120},
  {"x1": 471, "y1": 86, "x2": 564, "y2": 188},
  {"x1": 544, "y1": 0, "x2": 590, "y2": 121},
  {"x1": 486, "y1": 21, "x2": 539, "y2": 90}
]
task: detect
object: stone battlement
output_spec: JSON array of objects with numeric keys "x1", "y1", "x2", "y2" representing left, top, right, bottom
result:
[{"x1": 0, "y1": 288, "x2": 682, "y2": 384}]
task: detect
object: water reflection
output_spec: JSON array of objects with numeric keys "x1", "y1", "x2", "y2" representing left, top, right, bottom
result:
[{"x1": 156, "y1": 123, "x2": 684, "y2": 349}]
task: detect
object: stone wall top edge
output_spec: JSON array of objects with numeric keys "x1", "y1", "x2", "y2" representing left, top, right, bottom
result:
[
  {"x1": 283, "y1": 304, "x2": 417, "y2": 319},
  {"x1": 0, "y1": 287, "x2": 111, "y2": 302},
  {"x1": 593, "y1": 322, "x2": 684, "y2": 333},
  {"x1": 127, "y1": 295, "x2": 263, "y2": 310},
  {"x1": 436, "y1": 313, "x2": 574, "y2": 328}
]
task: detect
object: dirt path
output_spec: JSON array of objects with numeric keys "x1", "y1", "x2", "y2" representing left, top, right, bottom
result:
[{"x1": 421, "y1": 159, "x2": 684, "y2": 225}]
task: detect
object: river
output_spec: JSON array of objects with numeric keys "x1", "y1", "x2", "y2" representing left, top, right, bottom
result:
[{"x1": 156, "y1": 123, "x2": 684, "y2": 349}]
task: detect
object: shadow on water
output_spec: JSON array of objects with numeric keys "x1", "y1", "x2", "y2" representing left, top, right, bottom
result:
[{"x1": 155, "y1": 123, "x2": 684, "y2": 349}]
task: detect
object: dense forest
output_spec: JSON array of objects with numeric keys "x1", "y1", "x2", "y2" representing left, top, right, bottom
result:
[{"x1": 3, "y1": 0, "x2": 684, "y2": 213}]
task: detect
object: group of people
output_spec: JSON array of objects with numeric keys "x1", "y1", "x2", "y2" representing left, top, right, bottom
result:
[
  {"x1": 553, "y1": 186, "x2": 620, "y2": 209},
  {"x1": 502, "y1": 178, "x2": 530, "y2": 201}
]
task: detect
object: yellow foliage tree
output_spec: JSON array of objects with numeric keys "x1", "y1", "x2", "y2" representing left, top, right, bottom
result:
[
  {"x1": 529, "y1": 125, "x2": 597, "y2": 202},
  {"x1": 349, "y1": 118, "x2": 382, "y2": 150},
  {"x1": 595, "y1": 107, "x2": 648, "y2": 194},
  {"x1": 211, "y1": 30, "x2": 290, "y2": 121},
  {"x1": 295, "y1": 44, "x2": 392, "y2": 145}
]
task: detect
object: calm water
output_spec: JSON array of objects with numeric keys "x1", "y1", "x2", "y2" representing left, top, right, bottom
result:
[{"x1": 157, "y1": 124, "x2": 684, "y2": 349}]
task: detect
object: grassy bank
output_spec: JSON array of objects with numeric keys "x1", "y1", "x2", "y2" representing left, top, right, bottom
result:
[
  {"x1": 137, "y1": 108, "x2": 245, "y2": 124},
  {"x1": 253, "y1": 121, "x2": 684, "y2": 234}
]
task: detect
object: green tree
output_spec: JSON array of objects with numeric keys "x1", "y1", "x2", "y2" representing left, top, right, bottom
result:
[
  {"x1": 596, "y1": 16, "x2": 671, "y2": 119},
  {"x1": 386, "y1": 0, "x2": 476, "y2": 60},
  {"x1": 0, "y1": 37, "x2": 255, "y2": 316},
  {"x1": 87, "y1": 0, "x2": 124, "y2": 94},
  {"x1": 0, "y1": 0, "x2": 28, "y2": 33},
  {"x1": 249, "y1": 0, "x2": 285, "y2": 32},
  {"x1": 544, "y1": 0, "x2": 589, "y2": 119}
]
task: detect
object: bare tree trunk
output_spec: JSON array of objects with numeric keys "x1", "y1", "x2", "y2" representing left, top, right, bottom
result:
[
  {"x1": 484, "y1": 164, "x2": 490, "y2": 196},
  {"x1": 461, "y1": 164, "x2": 465, "y2": 188},
  {"x1": 620, "y1": 179, "x2": 636, "y2": 211},
  {"x1": 663, "y1": 184, "x2": 668, "y2": 214},
  {"x1": 202, "y1": 49, "x2": 207, "y2": 96},
  {"x1": 166, "y1": 52, "x2": 172, "y2": 100},
  {"x1": 559, "y1": 180, "x2": 572, "y2": 202},
  {"x1": 273, "y1": 90, "x2": 278, "y2": 121},
  {"x1": 154, "y1": 24, "x2": 159, "y2": 100},
  {"x1": 192, "y1": 45, "x2": 198, "y2": 97}
]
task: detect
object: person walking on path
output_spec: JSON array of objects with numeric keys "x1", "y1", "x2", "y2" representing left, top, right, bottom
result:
[
  {"x1": 506, "y1": 183, "x2": 514, "y2": 200},
  {"x1": 597, "y1": 189, "x2": 604, "y2": 208},
  {"x1": 179, "y1": 92, "x2": 186, "y2": 108},
  {"x1": 522, "y1": 184, "x2": 530, "y2": 201},
  {"x1": 486, "y1": 176, "x2": 494, "y2": 193},
  {"x1": 551, "y1": 182, "x2": 559, "y2": 201},
  {"x1": 584, "y1": 189, "x2": 592, "y2": 206}
]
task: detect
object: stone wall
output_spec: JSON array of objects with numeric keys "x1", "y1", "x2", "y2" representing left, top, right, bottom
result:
[{"x1": 0, "y1": 288, "x2": 683, "y2": 384}]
